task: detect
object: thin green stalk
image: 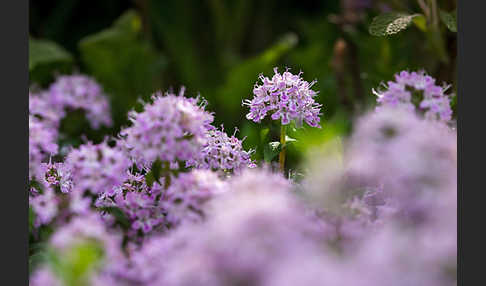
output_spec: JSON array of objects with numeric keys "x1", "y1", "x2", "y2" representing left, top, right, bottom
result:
[{"x1": 279, "y1": 124, "x2": 286, "y2": 173}]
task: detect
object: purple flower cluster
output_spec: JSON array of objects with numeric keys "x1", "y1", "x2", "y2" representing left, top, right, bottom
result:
[
  {"x1": 30, "y1": 75, "x2": 112, "y2": 129},
  {"x1": 65, "y1": 141, "x2": 131, "y2": 195},
  {"x1": 29, "y1": 70, "x2": 456, "y2": 286},
  {"x1": 163, "y1": 170, "x2": 226, "y2": 227},
  {"x1": 120, "y1": 89, "x2": 214, "y2": 168},
  {"x1": 29, "y1": 115, "x2": 58, "y2": 180},
  {"x1": 244, "y1": 67, "x2": 322, "y2": 127},
  {"x1": 373, "y1": 70, "x2": 454, "y2": 122},
  {"x1": 47, "y1": 74, "x2": 113, "y2": 129},
  {"x1": 186, "y1": 127, "x2": 256, "y2": 172},
  {"x1": 96, "y1": 172, "x2": 167, "y2": 236}
]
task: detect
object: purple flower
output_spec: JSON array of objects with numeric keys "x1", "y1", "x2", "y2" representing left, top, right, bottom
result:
[
  {"x1": 29, "y1": 115, "x2": 58, "y2": 180},
  {"x1": 373, "y1": 70, "x2": 454, "y2": 122},
  {"x1": 119, "y1": 88, "x2": 214, "y2": 168},
  {"x1": 65, "y1": 141, "x2": 131, "y2": 195},
  {"x1": 48, "y1": 74, "x2": 112, "y2": 129},
  {"x1": 41, "y1": 161, "x2": 74, "y2": 193},
  {"x1": 163, "y1": 170, "x2": 226, "y2": 227},
  {"x1": 96, "y1": 172, "x2": 167, "y2": 237},
  {"x1": 186, "y1": 127, "x2": 256, "y2": 172},
  {"x1": 29, "y1": 187, "x2": 59, "y2": 227},
  {"x1": 243, "y1": 67, "x2": 322, "y2": 127}
]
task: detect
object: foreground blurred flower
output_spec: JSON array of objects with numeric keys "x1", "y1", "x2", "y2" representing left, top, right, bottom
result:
[
  {"x1": 346, "y1": 107, "x2": 456, "y2": 225},
  {"x1": 163, "y1": 170, "x2": 226, "y2": 227},
  {"x1": 65, "y1": 141, "x2": 131, "y2": 195},
  {"x1": 30, "y1": 214, "x2": 125, "y2": 286},
  {"x1": 186, "y1": 127, "x2": 256, "y2": 172},
  {"x1": 119, "y1": 88, "x2": 214, "y2": 168},
  {"x1": 373, "y1": 70, "x2": 453, "y2": 122}
]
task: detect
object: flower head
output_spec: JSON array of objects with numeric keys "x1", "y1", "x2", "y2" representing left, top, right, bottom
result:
[
  {"x1": 163, "y1": 170, "x2": 226, "y2": 227},
  {"x1": 373, "y1": 70, "x2": 453, "y2": 122},
  {"x1": 65, "y1": 141, "x2": 131, "y2": 195},
  {"x1": 47, "y1": 74, "x2": 112, "y2": 129},
  {"x1": 244, "y1": 67, "x2": 322, "y2": 127},
  {"x1": 29, "y1": 115, "x2": 58, "y2": 180},
  {"x1": 119, "y1": 88, "x2": 214, "y2": 168},
  {"x1": 186, "y1": 127, "x2": 256, "y2": 172}
]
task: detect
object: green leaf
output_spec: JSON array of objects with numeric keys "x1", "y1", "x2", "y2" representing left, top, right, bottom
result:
[
  {"x1": 440, "y1": 10, "x2": 457, "y2": 32},
  {"x1": 412, "y1": 15, "x2": 427, "y2": 32},
  {"x1": 263, "y1": 141, "x2": 281, "y2": 162},
  {"x1": 29, "y1": 37, "x2": 73, "y2": 71},
  {"x1": 260, "y1": 128, "x2": 270, "y2": 143},
  {"x1": 78, "y1": 10, "x2": 165, "y2": 127},
  {"x1": 369, "y1": 13, "x2": 421, "y2": 36},
  {"x1": 29, "y1": 37, "x2": 74, "y2": 85}
]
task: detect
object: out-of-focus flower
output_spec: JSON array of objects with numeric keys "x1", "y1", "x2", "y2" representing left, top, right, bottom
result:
[
  {"x1": 244, "y1": 67, "x2": 322, "y2": 127},
  {"x1": 29, "y1": 115, "x2": 58, "y2": 180},
  {"x1": 163, "y1": 170, "x2": 226, "y2": 227},
  {"x1": 186, "y1": 127, "x2": 256, "y2": 172},
  {"x1": 48, "y1": 74, "x2": 112, "y2": 129},
  {"x1": 119, "y1": 88, "x2": 214, "y2": 168},
  {"x1": 65, "y1": 141, "x2": 131, "y2": 195},
  {"x1": 29, "y1": 187, "x2": 59, "y2": 227},
  {"x1": 346, "y1": 107, "x2": 457, "y2": 225},
  {"x1": 29, "y1": 267, "x2": 62, "y2": 286},
  {"x1": 373, "y1": 70, "x2": 453, "y2": 122}
]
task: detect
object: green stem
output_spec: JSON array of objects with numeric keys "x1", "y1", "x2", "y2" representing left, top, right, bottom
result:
[{"x1": 279, "y1": 124, "x2": 286, "y2": 173}]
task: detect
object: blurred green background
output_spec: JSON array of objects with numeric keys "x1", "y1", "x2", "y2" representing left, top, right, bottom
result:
[{"x1": 29, "y1": 0, "x2": 457, "y2": 170}]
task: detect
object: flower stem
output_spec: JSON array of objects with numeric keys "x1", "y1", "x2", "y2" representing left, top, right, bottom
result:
[{"x1": 279, "y1": 124, "x2": 286, "y2": 173}]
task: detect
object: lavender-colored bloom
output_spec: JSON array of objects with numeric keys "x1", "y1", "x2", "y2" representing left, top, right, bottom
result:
[
  {"x1": 65, "y1": 141, "x2": 131, "y2": 195},
  {"x1": 96, "y1": 172, "x2": 167, "y2": 236},
  {"x1": 346, "y1": 107, "x2": 456, "y2": 225},
  {"x1": 29, "y1": 267, "x2": 62, "y2": 286},
  {"x1": 40, "y1": 161, "x2": 74, "y2": 193},
  {"x1": 29, "y1": 90, "x2": 64, "y2": 129},
  {"x1": 244, "y1": 67, "x2": 322, "y2": 127},
  {"x1": 124, "y1": 170, "x2": 322, "y2": 286},
  {"x1": 373, "y1": 70, "x2": 454, "y2": 122},
  {"x1": 186, "y1": 127, "x2": 256, "y2": 172},
  {"x1": 119, "y1": 88, "x2": 214, "y2": 168},
  {"x1": 163, "y1": 170, "x2": 226, "y2": 227},
  {"x1": 29, "y1": 187, "x2": 59, "y2": 227},
  {"x1": 29, "y1": 115, "x2": 58, "y2": 180},
  {"x1": 48, "y1": 74, "x2": 112, "y2": 129}
]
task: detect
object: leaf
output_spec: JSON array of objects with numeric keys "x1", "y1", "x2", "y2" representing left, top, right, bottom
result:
[
  {"x1": 260, "y1": 128, "x2": 270, "y2": 143},
  {"x1": 369, "y1": 13, "x2": 421, "y2": 36},
  {"x1": 412, "y1": 15, "x2": 427, "y2": 32},
  {"x1": 79, "y1": 10, "x2": 165, "y2": 127},
  {"x1": 29, "y1": 37, "x2": 73, "y2": 71},
  {"x1": 29, "y1": 37, "x2": 74, "y2": 85},
  {"x1": 263, "y1": 141, "x2": 281, "y2": 162},
  {"x1": 440, "y1": 10, "x2": 457, "y2": 32}
]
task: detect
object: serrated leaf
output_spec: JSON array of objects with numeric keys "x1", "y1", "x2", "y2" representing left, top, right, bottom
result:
[
  {"x1": 29, "y1": 37, "x2": 73, "y2": 71},
  {"x1": 263, "y1": 141, "x2": 281, "y2": 162},
  {"x1": 440, "y1": 10, "x2": 457, "y2": 32},
  {"x1": 369, "y1": 13, "x2": 421, "y2": 36}
]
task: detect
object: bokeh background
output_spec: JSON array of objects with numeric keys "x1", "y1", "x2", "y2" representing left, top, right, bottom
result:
[{"x1": 29, "y1": 0, "x2": 457, "y2": 170}]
